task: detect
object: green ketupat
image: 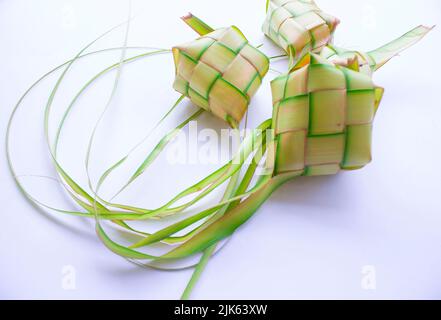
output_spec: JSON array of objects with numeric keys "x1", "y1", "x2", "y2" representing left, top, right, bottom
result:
[
  {"x1": 172, "y1": 25, "x2": 269, "y2": 128},
  {"x1": 262, "y1": 0, "x2": 339, "y2": 65},
  {"x1": 267, "y1": 53, "x2": 384, "y2": 177}
]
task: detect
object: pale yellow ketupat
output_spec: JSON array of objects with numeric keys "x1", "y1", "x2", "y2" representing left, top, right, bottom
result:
[
  {"x1": 267, "y1": 53, "x2": 384, "y2": 177},
  {"x1": 262, "y1": 0, "x2": 340, "y2": 65},
  {"x1": 172, "y1": 26, "x2": 269, "y2": 128}
]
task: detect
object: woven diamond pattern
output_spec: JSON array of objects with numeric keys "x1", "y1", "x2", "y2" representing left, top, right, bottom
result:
[
  {"x1": 269, "y1": 53, "x2": 384, "y2": 177},
  {"x1": 173, "y1": 27, "x2": 269, "y2": 128},
  {"x1": 262, "y1": 0, "x2": 339, "y2": 63}
]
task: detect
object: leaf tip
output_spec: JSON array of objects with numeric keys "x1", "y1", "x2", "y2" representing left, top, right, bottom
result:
[{"x1": 181, "y1": 12, "x2": 193, "y2": 22}]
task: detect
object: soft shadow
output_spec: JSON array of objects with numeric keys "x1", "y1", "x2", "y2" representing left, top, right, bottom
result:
[{"x1": 268, "y1": 173, "x2": 365, "y2": 219}]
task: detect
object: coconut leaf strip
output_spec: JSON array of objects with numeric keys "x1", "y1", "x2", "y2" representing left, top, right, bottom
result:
[
  {"x1": 105, "y1": 119, "x2": 272, "y2": 217},
  {"x1": 96, "y1": 130, "x2": 268, "y2": 220},
  {"x1": 181, "y1": 130, "x2": 269, "y2": 299},
  {"x1": 368, "y1": 25, "x2": 434, "y2": 71},
  {"x1": 109, "y1": 108, "x2": 204, "y2": 199},
  {"x1": 86, "y1": 14, "x2": 132, "y2": 206},
  {"x1": 41, "y1": 22, "x2": 137, "y2": 213},
  {"x1": 181, "y1": 13, "x2": 215, "y2": 36}
]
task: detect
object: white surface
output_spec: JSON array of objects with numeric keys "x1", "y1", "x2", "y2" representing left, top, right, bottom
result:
[{"x1": 1, "y1": 0, "x2": 441, "y2": 300}]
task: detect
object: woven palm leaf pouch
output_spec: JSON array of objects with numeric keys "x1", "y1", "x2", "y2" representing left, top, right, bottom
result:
[
  {"x1": 267, "y1": 53, "x2": 384, "y2": 177},
  {"x1": 172, "y1": 26, "x2": 269, "y2": 128},
  {"x1": 262, "y1": 0, "x2": 339, "y2": 65}
]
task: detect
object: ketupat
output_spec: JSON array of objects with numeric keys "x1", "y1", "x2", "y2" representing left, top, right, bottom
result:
[
  {"x1": 94, "y1": 14, "x2": 270, "y2": 208},
  {"x1": 109, "y1": 15, "x2": 270, "y2": 199},
  {"x1": 268, "y1": 53, "x2": 384, "y2": 177},
  {"x1": 173, "y1": 15, "x2": 269, "y2": 128},
  {"x1": 262, "y1": 0, "x2": 339, "y2": 65}
]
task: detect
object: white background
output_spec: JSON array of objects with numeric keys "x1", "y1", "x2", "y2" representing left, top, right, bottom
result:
[{"x1": 1, "y1": 0, "x2": 441, "y2": 299}]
